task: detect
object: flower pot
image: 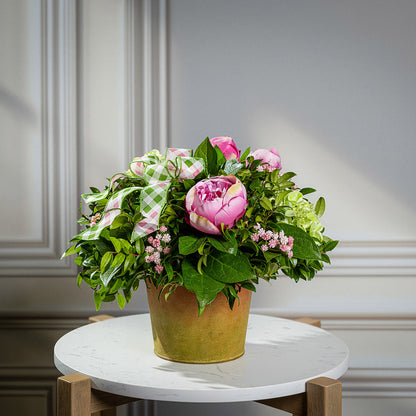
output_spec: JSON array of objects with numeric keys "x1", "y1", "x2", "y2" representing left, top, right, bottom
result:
[{"x1": 146, "y1": 284, "x2": 252, "y2": 363}]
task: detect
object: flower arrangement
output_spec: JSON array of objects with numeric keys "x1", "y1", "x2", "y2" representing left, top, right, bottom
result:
[{"x1": 63, "y1": 136, "x2": 338, "y2": 315}]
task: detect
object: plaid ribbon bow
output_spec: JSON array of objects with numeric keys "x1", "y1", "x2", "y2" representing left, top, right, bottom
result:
[{"x1": 78, "y1": 148, "x2": 204, "y2": 242}]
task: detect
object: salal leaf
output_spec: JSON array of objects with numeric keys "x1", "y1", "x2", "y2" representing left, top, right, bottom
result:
[
  {"x1": 182, "y1": 259, "x2": 225, "y2": 316},
  {"x1": 194, "y1": 137, "x2": 217, "y2": 175},
  {"x1": 179, "y1": 236, "x2": 204, "y2": 255},
  {"x1": 214, "y1": 145, "x2": 226, "y2": 166},
  {"x1": 275, "y1": 223, "x2": 321, "y2": 260},
  {"x1": 205, "y1": 252, "x2": 253, "y2": 283}
]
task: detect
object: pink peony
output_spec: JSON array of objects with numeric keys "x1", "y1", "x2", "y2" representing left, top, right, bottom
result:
[
  {"x1": 185, "y1": 175, "x2": 247, "y2": 235},
  {"x1": 249, "y1": 148, "x2": 282, "y2": 171},
  {"x1": 210, "y1": 136, "x2": 240, "y2": 160}
]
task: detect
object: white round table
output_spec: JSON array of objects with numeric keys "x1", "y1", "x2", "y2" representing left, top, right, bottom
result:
[{"x1": 54, "y1": 314, "x2": 349, "y2": 403}]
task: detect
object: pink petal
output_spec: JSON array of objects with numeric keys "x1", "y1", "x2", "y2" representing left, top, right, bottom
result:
[
  {"x1": 214, "y1": 196, "x2": 247, "y2": 228},
  {"x1": 189, "y1": 212, "x2": 221, "y2": 235}
]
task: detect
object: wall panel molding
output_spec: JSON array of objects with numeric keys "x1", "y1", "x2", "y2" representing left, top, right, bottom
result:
[
  {"x1": 124, "y1": 0, "x2": 169, "y2": 163},
  {"x1": 0, "y1": 0, "x2": 79, "y2": 277},
  {"x1": 343, "y1": 368, "x2": 416, "y2": 398},
  {"x1": 319, "y1": 240, "x2": 416, "y2": 277}
]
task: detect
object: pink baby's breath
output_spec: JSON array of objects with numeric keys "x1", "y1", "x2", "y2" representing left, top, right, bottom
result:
[
  {"x1": 251, "y1": 233, "x2": 259, "y2": 242},
  {"x1": 160, "y1": 225, "x2": 168, "y2": 233},
  {"x1": 163, "y1": 247, "x2": 171, "y2": 255},
  {"x1": 155, "y1": 265, "x2": 164, "y2": 274},
  {"x1": 261, "y1": 244, "x2": 269, "y2": 252},
  {"x1": 268, "y1": 239, "x2": 278, "y2": 248},
  {"x1": 162, "y1": 234, "x2": 171, "y2": 243}
]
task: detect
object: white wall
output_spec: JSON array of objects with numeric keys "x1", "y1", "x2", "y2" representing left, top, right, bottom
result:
[{"x1": 0, "y1": 0, "x2": 415, "y2": 415}]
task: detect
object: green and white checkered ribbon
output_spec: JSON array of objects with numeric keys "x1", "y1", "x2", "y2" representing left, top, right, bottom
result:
[
  {"x1": 130, "y1": 148, "x2": 204, "y2": 241},
  {"x1": 77, "y1": 148, "x2": 204, "y2": 242}
]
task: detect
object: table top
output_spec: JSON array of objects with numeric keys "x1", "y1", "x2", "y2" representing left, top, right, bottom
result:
[{"x1": 54, "y1": 314, "x2": 349, "y2": 403}]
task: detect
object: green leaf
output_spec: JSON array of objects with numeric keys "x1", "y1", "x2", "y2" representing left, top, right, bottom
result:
[
  {"x1": 275, "y1": 223, "x2": 321, "y2": 260},
  {"x1": 270, "y1": 169, "x2": 280, "y2": 184},
  {"x1": 241, "y1": 281, "x2": 257, "y2": 292},
  {"x1": 315, "y1": 197, "x2": 325, "y2": 217},
  {"x1": 119, "y1": 239, "x2": 132, "y2": 253},
  {"x1": 76, "y1": 273, "x2": 82, "y2": 287},
  {"x1": 123, "y1": 288, "x2": 132, "y2": 303},
  {"x1": 194, "y1": 137, "x2": 217, "y2": 175},
  {"x1": 110, "y1": 214, "x2": 130, "y2": 230},
  {"x1": 300, "y1": 187, "x2": 316, "y2": 196},
  {"x1": 183, "y1": 179, "x2": 196, "y2": 191},
  {"x1": 100, "y1": 252, "x2": 113, "y2": 274},
  {"x1": 260, "y1": 196, "x2": 273, "y2": 210},
  {"x1": 207, "y1": 237, "x2": 225, "y2": 252},
  {"x1": 323, "y1": 240, "x2": 339, "y2": 252},
  {"x1": 117, "y1": 293, "x2": 126, "y2": 309},
  {"x1": 214, "y1": 145, "x2": 226, "y2": 166},
  {"x1": 182, "y1": 259, "x2": 225, "y2": 315},
  {"x1": 61, "y1": 244, "x2": 80, "y2": 259},
  {"x1": 205, "y1": 252, "x2": 253, "y2": 283},
  {"x1": 123, "y1": 253, "x2": 136, "y2": 273},
  {"x1": 165, "y1": 262, "x2": 174, "y2": 281},
  {"x1": 110, "y1": 278, "x2": 123, "y2": 294},
  {"x1": 240, "y1": 147, "x2": 251, "y2": 162},
  {"x1": 100, "y1": 253, "x2": 125, "y2": 287},
  {"x1": 94, "y1": 291, "x2": 102, "y2": 311},
  {"x1": 179, "y1": 236, "x2": 204, "y2": 255},
  {"x1": 321, "y1": 253, "x2": 331, "y2": 263},
  {"x1": 263, "y1": 251, "x2": 281, "y2": 261},
  {"x1": 135, "y1": 239, "x2": 145, "y2": 255},
  {"x1": 110, "y1": 237, "x2": 122, "y2": 252},
  {"x1": 279, "y1": 172, "x2": 296, "y2": 182}
]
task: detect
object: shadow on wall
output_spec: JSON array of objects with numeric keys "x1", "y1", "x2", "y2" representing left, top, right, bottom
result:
[{"x1": 0, "y1": 86, "x2": 38, "y2": 124}]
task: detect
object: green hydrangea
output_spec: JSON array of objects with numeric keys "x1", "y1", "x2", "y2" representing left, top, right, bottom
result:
[{"x1": 282, "y1": 191, "x2": 324, "y2": 241}]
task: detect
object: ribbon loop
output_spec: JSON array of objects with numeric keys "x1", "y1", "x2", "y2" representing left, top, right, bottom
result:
[{"x1": 79, "y1": 148, "x2": 205, "y2": 242}]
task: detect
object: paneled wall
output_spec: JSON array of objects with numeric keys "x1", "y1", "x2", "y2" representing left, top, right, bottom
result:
[{"x1": 1, "y1": 1, "x2": 415, "y2": 415}]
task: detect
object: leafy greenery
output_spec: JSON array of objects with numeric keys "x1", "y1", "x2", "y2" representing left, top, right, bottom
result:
[{"x1": 63, "y1": 137, "x2": 338, "y2": 314}]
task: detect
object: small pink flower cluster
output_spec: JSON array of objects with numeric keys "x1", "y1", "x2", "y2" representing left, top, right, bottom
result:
[
  {"x1": 251, "y1": 223, "x2": 294, "y2": 258},
  {"x1": 90, "y1": 212, "x2": 101, "y2": 226},
  {"x1": 144, "y1": 225, "x2": 171, "y2": 274}
]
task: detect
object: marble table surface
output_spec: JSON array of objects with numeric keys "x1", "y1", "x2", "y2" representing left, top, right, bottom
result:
[{"x1": 54, "y1": 314, "x2": 349, "y2": 403}]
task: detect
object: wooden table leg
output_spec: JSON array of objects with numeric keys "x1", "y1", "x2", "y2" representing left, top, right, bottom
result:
[
  {"x1": 57, "y1": 373, "x2": 91, "y2": 416},
  {"x1": 306, "y1": 377, "x2": 342, "y2": 416}
]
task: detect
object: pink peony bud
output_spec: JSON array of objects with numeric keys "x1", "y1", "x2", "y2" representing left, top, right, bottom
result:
[
  {"x1": 210, "y1": 136, "x2": 240, "y2": 161},
  {"x1": 249, "y1": 148, "x2": 282, "y2": 171},
  {"x1": 185, "y1": 175, "x2": 247, "y2": 235}
]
